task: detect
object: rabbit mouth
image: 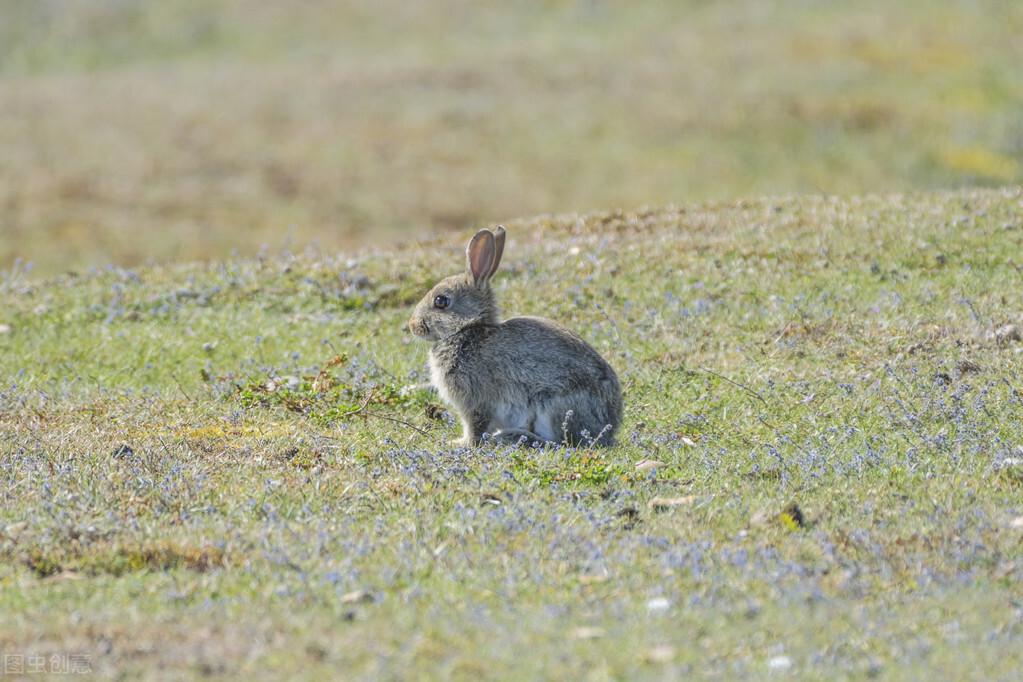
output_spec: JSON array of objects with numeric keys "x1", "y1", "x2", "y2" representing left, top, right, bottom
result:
[{"x1": 409, "y1": 318, "x2": 432, "y2": 339}]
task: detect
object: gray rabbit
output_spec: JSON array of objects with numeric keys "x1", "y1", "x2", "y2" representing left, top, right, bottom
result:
[{"x1": 408, "y1": 226, "x2": 622, "y2": 447}]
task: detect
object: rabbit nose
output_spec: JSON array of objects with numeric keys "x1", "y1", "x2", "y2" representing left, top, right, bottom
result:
[{"x1": 409, "y1": 318, "x2": 428, "y2": 336}]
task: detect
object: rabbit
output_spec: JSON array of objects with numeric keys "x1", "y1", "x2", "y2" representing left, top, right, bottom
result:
[{"x1": 408, "y1": 226, "x2": 622, "y2": 447}]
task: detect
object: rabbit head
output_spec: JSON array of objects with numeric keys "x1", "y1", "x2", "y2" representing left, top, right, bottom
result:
[{"x1": 408, "y1": 226, "x2": 506, "y2": 341}]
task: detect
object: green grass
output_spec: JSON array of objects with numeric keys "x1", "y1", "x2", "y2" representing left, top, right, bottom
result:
[
  {"x1": 1, "y1": 0, "x2": 1022, "y2": 274},
  {"x1": 2, "y1": 187, "x2": 1023, "y2": 679}
]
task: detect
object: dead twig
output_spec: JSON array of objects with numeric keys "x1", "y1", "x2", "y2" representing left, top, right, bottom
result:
[
  {"x1": 338, "y1": 394, "x2": 374, "y2": 419},
  {"x1": 170, "y1": 371, "x2": 193, "y2": 402},
  {"x1": 699, "y1": 367, "x2": 768, "y2": 406},
  {"x1": 339, "y1": 392, "x2": 430, "y2": 436},
  {"x1": 361, "y1": 411, "x2": 430, "y2": 436}
]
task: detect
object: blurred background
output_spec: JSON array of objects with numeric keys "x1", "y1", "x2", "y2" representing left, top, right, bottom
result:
[{"x1": 1, "y1": 0, "x2": 1021, "y2": 275}]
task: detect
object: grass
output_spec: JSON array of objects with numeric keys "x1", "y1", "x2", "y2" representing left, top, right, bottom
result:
[
  {"x1": 1, "y1": 0, "x2": 1022, "y2": 274},
  {"x1": 3, "y1": 2, "x2": 1023, "y2": 676},
  {"x1": 2, "y1": 186, "x2": 1023, "y2": 678}
]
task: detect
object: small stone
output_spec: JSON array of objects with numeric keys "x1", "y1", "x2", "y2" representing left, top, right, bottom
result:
[
  {"x1": 266, "y1": 375, "x2": 301, "y2": 392},
  {"x1": 646, "y1": 597, "x2": 671, "y2": 613},
  {"x1": 569, "y1": 626, "x2": 605, "y2": 640},
  {"x1": 648, "y1": 496, "x2": 695, "y2": 510},
  {"x1": 768, "y1": 655, "x2": 792, "y2": 671},
  {"x1": 635, "y1": 459, "x2": 665, "y2": 472},
  {"x1": 1010, "y1": 516, "x2": 1023, "y2": 529},
  {"x1": 0, "y1": 324, "x2": 10, "y2": 335},
  {"x1": 643, "y1": 645, "x2": 676, "y2": 663},
  {"x1": 340, "y1": 590, "x2": 374, "y2": 605},
  {"x1": 680, "y1": 436, "x2": 696, "y2": 446}
]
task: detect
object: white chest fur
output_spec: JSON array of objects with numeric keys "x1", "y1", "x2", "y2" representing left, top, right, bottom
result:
[{"x1": 427, "y1": 351, "x2": 453, "y2": 405}]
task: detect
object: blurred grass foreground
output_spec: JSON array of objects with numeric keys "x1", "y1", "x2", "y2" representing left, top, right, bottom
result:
[{"x1": 1, "y1": 0, "x2": 1021, "y2": 274}]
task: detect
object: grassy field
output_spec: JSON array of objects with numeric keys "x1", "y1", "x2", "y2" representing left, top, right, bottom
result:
[
  {"x1": 3, "y1": 1, "x2": 1023, "y2": 678},
  {"x1": 2, "y1": 0, "x2": 1022, "y2": 274},
  {"x1": 2, "y1": 187, "x2": 1023, "y2": 678}
]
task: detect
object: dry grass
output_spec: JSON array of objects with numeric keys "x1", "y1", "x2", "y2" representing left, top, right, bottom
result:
[{"x1": 1, "y1": 0, "x2": 1021, "y2": 274}]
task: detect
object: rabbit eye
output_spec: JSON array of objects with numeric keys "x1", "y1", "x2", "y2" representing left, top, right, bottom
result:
[{"x1": 433, "y1": 294, "x2": 451, "y2": 309}]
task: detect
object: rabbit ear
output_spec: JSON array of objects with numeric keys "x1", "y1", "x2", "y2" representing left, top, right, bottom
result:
[
  {"x1": 466, "y1": 229, "x2": 496, "y2": 285},
  {"x1": 488, "y1": 225, "x2": 506, "y2": 280}
]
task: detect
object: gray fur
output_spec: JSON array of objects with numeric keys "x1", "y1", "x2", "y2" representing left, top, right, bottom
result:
[{"x1": 408, "y1": 226, "x2": 622, "y2": 447}]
